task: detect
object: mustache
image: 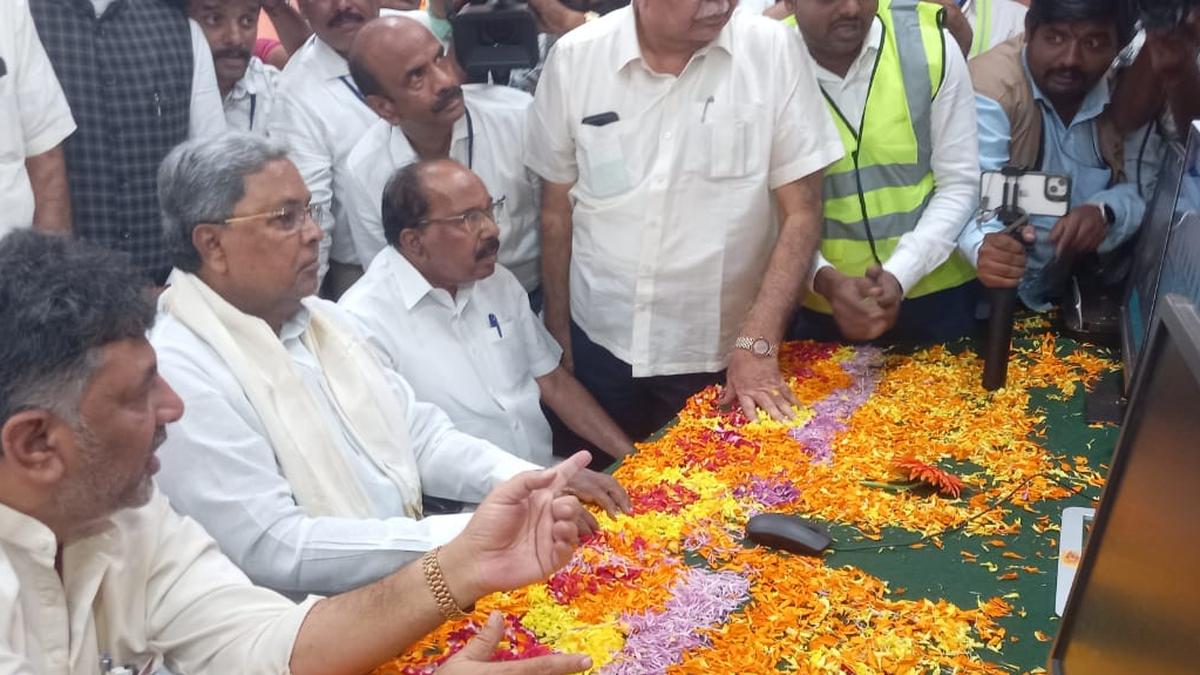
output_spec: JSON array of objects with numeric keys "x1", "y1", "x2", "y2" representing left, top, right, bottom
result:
[
  {"x1": 212, "y1": 46, "x2": 251, "y2": 61},
  {"x1": 329, "y1": 8, "x2": 365, "y2": 28},
  {"x1": 1047, "y1": 68, "x2": 1085, "y2": 81},
  {"x1": 696, "y1": 0, "x2": 730, "y2": 20},
  {"x1": 476, "y1": 237, "x2": 500, "y2": 260},
  {"x1": 151, "y1": 426, "x2": 168, "y2": 452},
  {"x1": 432, "y1": 86, "x2": 464, "y2": 113}
]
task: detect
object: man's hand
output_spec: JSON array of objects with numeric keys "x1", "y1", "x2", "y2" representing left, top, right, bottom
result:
[
  {"x1": 1049, "y1": 205, "x2": 1107, "y2": 258},
  {"x1": 439, "y1": 452, "x2": 592, "y2": 604},
  {"x1": 436, "y1": 612, "x2": 592, "y2": 675},
  {"x1": 977, "y1": 225, "x2": 1034, "y2": 288},
  {"x1": 565, "y1": 469, "x2": 631, "y2": 518},
  {"x1": 720, "y1": 349, "x2": 799, "y2": 422},
  {"x1": 528, "y1": 0, "x2": 587, "y2": 34},
  {"x1": 922, "y1": 0, "x2": 973, "y2": 56},
  {"x1": 814, "y1": 267, "x2": 892, "y2": 341}
]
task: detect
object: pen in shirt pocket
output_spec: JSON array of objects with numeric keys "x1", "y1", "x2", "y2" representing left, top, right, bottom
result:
[{"x1": 488, "y1": 313, "x2": 503, "y2": 338}]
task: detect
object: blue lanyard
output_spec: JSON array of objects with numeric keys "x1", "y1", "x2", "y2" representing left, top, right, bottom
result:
[{"x1": 338, "y1": 76, "x2": 367, "y2": 104}]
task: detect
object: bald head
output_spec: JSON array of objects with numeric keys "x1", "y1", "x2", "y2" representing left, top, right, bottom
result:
[{"x1": 347, "y1": 16, "x2": 464, "y2": 130}]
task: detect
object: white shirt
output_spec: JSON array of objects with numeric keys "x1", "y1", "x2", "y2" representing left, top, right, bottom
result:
[
  {"x1": 87, "y1": 1, "x2": 226, "y2": 141},
  {"x1": 151, "y1": 299, "x2": 536, "y2": 597},
  {"x1": 224, "y1": 56, "x2": 280, "y2": 135},
  {"x1": 0, "y1": 0, "x2": 76, "y2": 236},
  {"x1": 808, "y1": 18, "x2": 980, "y2": 294},
  {"x1": 0, "y1": 493, "x2": 316, "y2": 675},
  {"x1": 341, "y1": 248, "x2": 563, "y2": 467},
  {"x1": 338, "y1": 85, "x2": 543, "y2": 292},
  {"x1": 525, "y1": 8, "x2": 844, "y2": 377},
  {"x1": 963, "y1": 0, "x2": 1027, "y2": 57},
  {"x1": 268, "y1": 35, "x2": 377, "y2": 276}
]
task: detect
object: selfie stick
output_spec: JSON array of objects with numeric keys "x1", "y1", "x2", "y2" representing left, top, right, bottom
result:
[{"x1": 981, "y1": 168, "x2": 1029, "y2": 391}]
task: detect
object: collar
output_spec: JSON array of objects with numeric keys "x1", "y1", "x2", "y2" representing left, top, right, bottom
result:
[
  {"x1": 815, "y1": 16, "x2": 883, "y2": 83},
  {"x1": 226, "y1": 57, "x2": 269, "y2": 103},
  {"x1": 1022, "y1": 47, "x2": 1112, "y2": 126},
  {"x1": 0, "y1": 501, "x2": 59, "y2": 565},
  {"x1": 385, "y1": 247, "x2": 474, "y2": 314},
  {"x1": 280, "y1": 305, "x2": 313, "y2": 342},
  {"x1": 304, "y1": 34, "x2": 352, "y2": 82},
  {"x1": 386, "y1": 97, "x2": 473, "y2": 167},
  {"x1": 613, "y1": 5, "x2": 735, "y2": 73}
]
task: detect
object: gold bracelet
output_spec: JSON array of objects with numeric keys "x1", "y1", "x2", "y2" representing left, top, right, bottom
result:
[{"x1": 422, "y1": 547, "x2": 471, "y2": 621}]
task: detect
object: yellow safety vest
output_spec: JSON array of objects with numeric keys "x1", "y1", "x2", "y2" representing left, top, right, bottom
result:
[
  {"x1": 969, "y1": 0, "x2": 994, "y2": 59},
  {"x1": 788, "y1": 0, "x2": 977, "y2": 313}
]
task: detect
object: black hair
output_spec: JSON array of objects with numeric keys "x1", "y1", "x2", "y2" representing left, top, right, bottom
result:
[
  {"x1": 1027, "y1": 0, "x2": 1136, "y2": 43},
  {"x1": 381, "y1": 161, "x2": 433, "y2": 248},
  {"x1": 0, "y1": 231, "x2": 155, "y2": 436}
]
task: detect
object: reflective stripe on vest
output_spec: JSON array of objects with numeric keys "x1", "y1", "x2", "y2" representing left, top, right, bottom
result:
[{"x1": 802, "y1": 0, "x2": 976, "y2": 313}]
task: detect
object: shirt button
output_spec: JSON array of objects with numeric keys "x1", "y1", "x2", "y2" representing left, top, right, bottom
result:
[
  {"x1": 663, "y1": 131, "x2": 673, "y2": 140},
  {"x1": 121, "y1": 231, "x2": 131, "y2": 240}
]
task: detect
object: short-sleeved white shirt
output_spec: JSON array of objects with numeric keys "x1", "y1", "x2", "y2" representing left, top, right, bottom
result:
[
  {"x1": 340, "y1": 247, "x2": 562, "y2": 467},
  {"x1": 525, "y1": 7, "x2": 843, "y2": 377},
  {"x1": 224, "y1": 56, "x2": 280, "y2": 135},
  {"x1": 0, "y1": 0, "x2": 76, "y2": 236}
]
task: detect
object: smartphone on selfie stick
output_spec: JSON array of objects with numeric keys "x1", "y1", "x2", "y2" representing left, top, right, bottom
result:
[{"x1": 978, "y1": 167, "x2": 1072, "y2": 390}]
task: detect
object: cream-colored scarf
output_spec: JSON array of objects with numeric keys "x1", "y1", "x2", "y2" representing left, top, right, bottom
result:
[{"x1": 160, "y1": 271, "x2": 422, "y2": 518}]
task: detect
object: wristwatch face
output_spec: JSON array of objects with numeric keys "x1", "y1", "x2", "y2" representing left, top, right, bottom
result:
[{"x1": 752, "y1": 338, "x2": 771, "y2": 356}]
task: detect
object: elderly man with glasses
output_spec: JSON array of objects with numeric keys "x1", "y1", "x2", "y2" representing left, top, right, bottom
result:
[
  {"x1": 149, "y1": 132, "x2": 627, "y2": 599},
  {"x1": 340, "y1": 159, "x2": 641, "y2": 472}
]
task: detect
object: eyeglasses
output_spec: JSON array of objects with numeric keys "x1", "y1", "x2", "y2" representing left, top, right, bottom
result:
[
  {"x1": 417, "y1": 196, "x2": 506, "y2": 234},
  {"x1": 223, "y1": 203, "x2": 324, "y2": 233}
]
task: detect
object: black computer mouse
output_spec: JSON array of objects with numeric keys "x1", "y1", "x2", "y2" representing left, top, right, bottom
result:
[{"x1": 745, "y1": 513, "x2": 832, "y2": 556}]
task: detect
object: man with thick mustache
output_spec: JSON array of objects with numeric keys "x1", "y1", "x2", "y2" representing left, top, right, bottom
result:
[
  {"x1": 189, "y1": 0, "x2": 282, "y2": 134},
  {"x1": 336, "y1": 17, "x2": 542, "y2": 294},
  {"x1": 526, "y1": 0, "x2": 843, "y2": 438},
  {"x1": 340, "y1": 160, "x2": 640, "y2": 471},
  {"x1": 960, "y1": 0, "x2": 1162, "y2": 311},
  {"x1": 268, "y1": 0, "x2": 432, "y2": 296},
  {"x1": 149, "y1": 133, "x2": 626, "y2": 598}
]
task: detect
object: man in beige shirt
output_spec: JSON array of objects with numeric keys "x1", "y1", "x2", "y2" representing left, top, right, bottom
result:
[{"x1": 0, "y1": 229, "x2": 593, "y2": 674}]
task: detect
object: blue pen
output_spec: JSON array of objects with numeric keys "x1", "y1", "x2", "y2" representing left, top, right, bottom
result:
[{"x1": 488, "y1": 313, "x2": 503, "y2": 338}]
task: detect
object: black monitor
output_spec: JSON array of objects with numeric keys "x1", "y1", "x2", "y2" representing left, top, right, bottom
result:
[
  {"x1": 1049, "y1": 294, "x2": 1200, "y2": 674},
  {"x1": 1120, "y1": 139, "x2": 1186, "y2": 385}
]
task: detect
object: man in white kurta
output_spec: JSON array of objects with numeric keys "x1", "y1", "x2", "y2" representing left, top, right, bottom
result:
[
  {"x1": 526, "y1": 0, "x2": 843, "y2": 438},
  {"x1": 151, "y1": 133, "x2": 624, "y2": 598},
  {"x1": 340, "y1": 160, "x2": 640, "y2": 472}
]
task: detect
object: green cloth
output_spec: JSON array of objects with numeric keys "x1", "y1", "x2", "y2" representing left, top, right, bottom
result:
[{"x1": 618, "y1": 332, "x2": 1118, "y2": 672}]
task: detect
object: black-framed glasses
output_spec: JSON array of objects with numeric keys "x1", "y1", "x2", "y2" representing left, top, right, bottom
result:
[
  {"x1": 417, "y1": 196, "x2": 506, "y2": 234},
  {"x1": 223, "y1": 203, "x2": 324, "y2": 233}
]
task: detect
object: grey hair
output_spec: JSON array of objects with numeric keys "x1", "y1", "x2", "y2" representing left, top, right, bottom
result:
[{"x1": 158, "y1": 131, "x2": 291, "y2": 272}]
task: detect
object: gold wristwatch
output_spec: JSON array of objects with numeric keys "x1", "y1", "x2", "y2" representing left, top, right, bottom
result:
[{"x1": 735, "y1": 336, "x2": 778, "y2": 358}]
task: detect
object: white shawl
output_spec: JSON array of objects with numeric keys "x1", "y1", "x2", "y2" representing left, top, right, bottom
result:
[{"x1": 160, "y1": 271, "x2": 423, "y2": 518}]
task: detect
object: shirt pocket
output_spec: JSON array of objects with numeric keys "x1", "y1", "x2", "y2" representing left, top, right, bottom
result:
[
  {"x1": 576, "y1": 122, "x2": 632, "y2": 199},
  {"x1": 686, "y1": 101, "x2": 764, "y2": 181},
  {"x1": 484, "y1": 315, "x2": 530, "y2": 390}
]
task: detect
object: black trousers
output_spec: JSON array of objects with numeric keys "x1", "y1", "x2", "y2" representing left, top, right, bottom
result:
[{"x1": 549, "y1": 321, "x2": 722, "y2": 466}]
